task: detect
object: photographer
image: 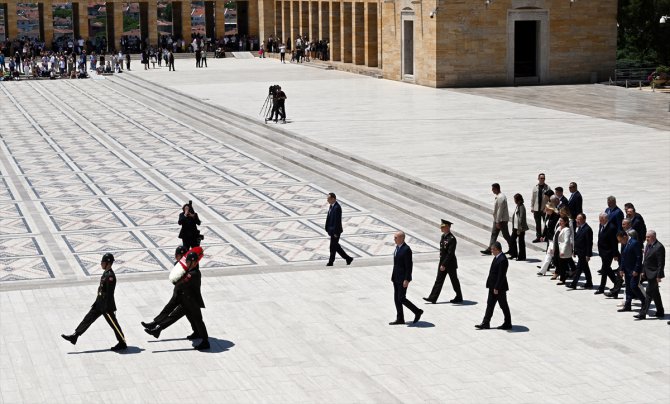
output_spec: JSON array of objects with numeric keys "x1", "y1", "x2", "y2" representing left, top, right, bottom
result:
[
  {"x1": 268, "y1": 86, "x2": 287, "y2": 123},
  {"x1": 178, "y1": 202, "x2": 202, "y2": 250}
]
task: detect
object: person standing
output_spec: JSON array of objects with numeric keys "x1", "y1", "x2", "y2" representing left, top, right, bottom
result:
[
  {"x1": 475, "y1": 242, "x2": 512, "y2": 330},
  {"x1": 61, "y1": 253, "x2": 127, "y2": 351},
  {"x1": 635, "y1": 231, "x2": 665, "y2": 320},
  {"x1": 423, "y1": 219, "x2": 462, "y2": 304},
  {"x1": 605, "y1": 196, "x2": 624, "y2": 230},
  {"x1": 178, "y1": 203, "x2": 202, "y2": 250},
  {"x1": 509, "y1": 193, "x2": 528, "y2": 261},
  {"x1": 531, "y1": 173, "x2": 550, "y2": 243},
  {"x1": 276, "y1": 86, "x2": 287, "y2": 123},
  {"x1": 389, "y1": 231, "x2": 423, "y2": 325},
  {"x1": 597, "y1": 213, "x2": 621, "y2": 295},
  {"x1": 125, "y1": 52, "x2": 131, "y2": 70},
  {"x1": 481, "y1": 183, "x2": 511, "y2": 255},
  {"x1": 567, "y1": 182, "x2": 583, "y2": 223},
  {"x1": 615, "y1": 231, "x2": 645, "y2": 312},
  {"x1": 555, "y1": 216, "x2": 574, "y2": 285},
  {"x1": 625, "y1": 204, "x2": 647, "y2": 248},
  {"x1": 145, "y1": 252, "x2": 209, "y2": 350},
  {"x1": 279, "y1": 43, "x2": 286, "y2": 63},
  {"x1": 324, "y1": 193, "x2": 353, "y2": 266},
  {"x1": 168, "y1": 50, "x2": 175, "y2": 71},
  {"x1": 568, "y1": 213, "x2": 594, "y2": 289}
]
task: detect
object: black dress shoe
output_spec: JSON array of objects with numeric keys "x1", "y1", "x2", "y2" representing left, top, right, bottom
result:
[
  {"x1": 594, "y1": 289, "x2": 605, "y2": 295},
  {"x1": 61, "y1": 333, "x2": 78, "y2": 345},
  {"x1": 537, "y1": 272, "x2": 544, "y2": 276},
  {"x1": 566, "y1": 284, "x2": 577, "y2": 290},
  {"x1": 111, "y1": 342, "x2": 127, "y2": 351},
  {"x1": 480, "y1": 250, "x2": 492, "y2": 255},
  {"x1": 141, "y1": 321, "x2": 154, "y2": 329},
  {"x1": 325, "y1": 262, "x2": 333, "y2": 267},
  {"x1": 583, "y1": 284, "x2": 593, "y2": 290},
  {"x1": 655, "y1": 312, "x2": 665, "y2": 318},
  {"x1": 475, "y1": 323, "x2": 490, "y2": 329},
  {"x1": 496, "y1": 323, "x2": 512, "y2": 330},
  {"x1": 422, "y1": 297, "x2": 436, "y2": 304},
  {"x1": 605, "y1": 291, "x2": 619, "y2": 298},
  {"x1": 516, "y1": 258, "x2": 526, "y2": 261},
  {"x1": 617, "y1": 306, "x2": 632, "y2": 312},
  {"x1": 389, "y1": 320, "x2": 405, "y2": 325},
  {"x1": 144, "y1": 326, "x2": 161, "y2": 338},
  {"x1": 532, "y1": 238, "x2": 541, "y2": 243},
  {"x1": 556, "y1": 282, "x2": 566, "y2": 285},
  {"x1": 633, "y1": 314, "x2": 646, "y2": 320},
  {"x1": 450, "y1": 297, "x2": 463, "y2": 304},
  {"x1": 346, "y1": 257, "x2": 354, "y2": 265},
  {"x1": 508, "y1": 255, "x2": 518, "y2": 260},
  {"x1": 413, "y1": 310, "x2": 424, "y2": 324},
  {"x1": 194, "y1": 340, "x2": 210, "y2": 350},
  {"x1": 186, "y1": 333, "x2": 200, "y2": 340}
]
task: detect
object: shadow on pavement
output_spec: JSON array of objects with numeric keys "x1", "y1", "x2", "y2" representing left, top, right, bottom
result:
[
  {"x1": 152, "y1": 338, "x2": 235, "y2": 354},
  {"x1": 507, "y1": 325, "x2": 530, "y2": 333},
  {"x1": 407, "y1": 321, "x2": 435, "y2": 328},
  {"x1": 68, "y1": 345, "x2": 145, "y2": 355}
]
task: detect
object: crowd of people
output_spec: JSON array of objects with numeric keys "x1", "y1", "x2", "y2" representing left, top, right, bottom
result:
[
  {"x1": 261, "y1": 34, "x2": 330, "y2": 63},
  {"x1": 480, "y1": 174, "x2": 664, "y2": 321}
]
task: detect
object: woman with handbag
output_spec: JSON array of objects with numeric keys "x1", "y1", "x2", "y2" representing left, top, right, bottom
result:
[{"x1": 555, "y1": 216, "x2": 574, "y2": 285}]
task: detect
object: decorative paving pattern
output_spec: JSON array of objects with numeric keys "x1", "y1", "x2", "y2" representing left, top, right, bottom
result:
[{"x1": 0, "y1": 80, "x2": 436, "y2": 282}]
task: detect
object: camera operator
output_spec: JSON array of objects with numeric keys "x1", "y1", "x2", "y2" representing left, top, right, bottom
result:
[
  {"x1": 178, "y1": 202, "x2": 202, "y2": 250},
  {"x1": 273, "y1": 86, "x2": 287, "y2": 123}
]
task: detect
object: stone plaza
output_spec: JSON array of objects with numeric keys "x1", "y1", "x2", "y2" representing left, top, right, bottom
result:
[{"x1": 1, "y1": 57, "x2": 669, "y2": 403}]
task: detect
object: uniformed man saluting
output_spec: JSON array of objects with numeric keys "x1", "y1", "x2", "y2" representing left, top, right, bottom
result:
[
  {"x1": 61, "y1": 253, "x2": 127, "y2": 351},
  {"x1": 424, "y1": 219, "x2": 463, "y2": 304}
]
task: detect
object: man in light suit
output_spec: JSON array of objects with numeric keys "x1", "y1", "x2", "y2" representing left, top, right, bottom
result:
[
  {"x1": 568, "y1": 213, "x2": 594, "y2": 289},
  {"x1": 481, "y1": 183, "x2": 511, "y2": 255},
  {"x1": 476, "y1": 242, "x2": 512, "y2": 330},
  {"x1": 324, "y1": 193, "x2": 353, "y2": 267},
  {"x1": 389, "y1": 231, "x2": 423, "y2": 325},
  {"x1": 531, "y1": 173, "x2": 550, "y2": 242},
  {"x1": 635, "y1": 231, "x2": 665, "y2": 320}
]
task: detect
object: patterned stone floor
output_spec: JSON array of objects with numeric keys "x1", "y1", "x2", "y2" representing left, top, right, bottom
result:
[{"x1": 0, "y1": 80, "x2": 436, "y2": 283}]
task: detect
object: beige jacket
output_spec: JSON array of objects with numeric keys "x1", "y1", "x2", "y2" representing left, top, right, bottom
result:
[{"x1": 493, "y1": 193, "x2": 510, "y2": 223}]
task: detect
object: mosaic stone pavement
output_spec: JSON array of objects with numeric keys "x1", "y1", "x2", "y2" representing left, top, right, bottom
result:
[{"x1": 0, "y1": 81, "x2": 437, "y2": 282}]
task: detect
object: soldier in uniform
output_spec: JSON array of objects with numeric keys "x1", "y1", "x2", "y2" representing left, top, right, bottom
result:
[
  {"x1": 424, "y1": 219, "x2": 463, "y2": 304},
  {"x1": 144, "y1": 252, "x2": 209, "y2": 350},
  {"x1": 61, "y1": 253, "x2": 127, "y2": 351},
  {"x1": 141, "y1": 246, "x2": 199, "y2": 340}
]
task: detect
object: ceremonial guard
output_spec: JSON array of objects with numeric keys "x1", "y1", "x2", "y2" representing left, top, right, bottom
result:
[
  {"x1": 61, "y1": 253, "x2": 127, "y2": 351},
  {"x1": 424, "y1": 219, "x2": 463, "y2": 304}
]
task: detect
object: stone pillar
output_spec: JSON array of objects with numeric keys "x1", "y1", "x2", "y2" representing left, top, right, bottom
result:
[
  {"x1": 248, "y1": 0, "x2": 259, "y2": 40},
  {"x1": 148, "y1": 0, "x2": 158, "y2": 46},
  {"x1": 257, "y1": 0, "x2": 275, "y2": 45},
  {"x1": 353, "y1": 1, "x2": 363, "y2": 65},
  {"x1": 214, "y1": 0, "x2": 226, "y2": 39},
  {"x1": 114, "y1": 0, "x2": 124, "y2": 48},
  {"x1": 290, "y1": 1, "x2": 298, "y2": 46},
  {"x1": 180, "y1": 0, "x2": 192, "y2": 40},
  {"x1": 173, "y1": 1, "x2": 183, "y2": 39},
  {"x1": 329, "y1": 1, "x2": 340, "y2": 61},
  {"x1": 204, "y1": 1, "x2": 214, "y2": 40},
  {"x1": 299, "y1": 1, "x2": 308, "y2": 37},
  {"x1": 365, "y1": 1, "x2": 377, "y2": 67},
  {"x1": 283, "y1": 1, "x2": 290, "y2": 45},
  {"x1": 40, "y1": 0, "x2": 54, "y2": 47},
  {"x1": 5, "y1": 1, "x2": 18, "y2": 40},
  {"x1": 319, "y1": 1, "x2": 329, "y2": 42},
  {"x1": 73, "y1": 2, "x2": 89, "y2": 41},
  {"x1": 340, "y1": 1, "x2": 351, "y2": 63},
  {"x1": 309, "y1": 1, "x2": 318, "y2": 41},
  {"x1": 140, "y1": 2, "x2": 149, "y2": 45}
]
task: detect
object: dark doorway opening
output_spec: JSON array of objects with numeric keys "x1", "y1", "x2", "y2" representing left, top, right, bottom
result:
[{"x1": 514, "y1": 20, "x2": 537, "y2": 78}]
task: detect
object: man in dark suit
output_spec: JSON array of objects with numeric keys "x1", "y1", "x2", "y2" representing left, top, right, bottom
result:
[
  {"x1": 615, "y1": 231, "x2": 646, "y2": 312},
  {"x1": 568, "y1": 213, "x2": 594, "y2": 289},
  {"x1": 424, "y1": 219, "x2": 462, "y2": 304},
  {"x1": 389, "y1": 231, "x2": 423, "y2": 325},
  {"x1": 476, "y1": 242, "x2": 512, "y2": 330},
  {"x1": 145, "y1": 252, "x2": 209, "y2": 350},
  {"x1": 325, "y1": 193, "x2": 353, "y2": 267},
  {"x1": 625, "y1": 204, "x2": 647, "y2": 250},
  {"x1": 598, "y1": 213, "x2": 621, "y2": 295},
  {"x1": 605, "y1": 196, "x2": 624, "y2": 230},
  {"x1": 61, "y1": 253, "x2": 127, "y2": 351},
  {"x1": 635, "y1": 231, "x2": 665, "y2": 320},
  {"x1": 554, "y1": 187, "x2": 569, "y2": 210},
  {"x1": 567, "y1": 182, "x2": 583, "y2": 224}
]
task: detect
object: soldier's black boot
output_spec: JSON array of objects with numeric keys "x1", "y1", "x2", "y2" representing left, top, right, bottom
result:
[
  {"x1": 111, "y1": 342, "x2": 127, "y2": 351},
  {"x1": 61, "y1": 333, "x2": 78, "y2": 345},
  {"x1": 144, "y1": 325, "x2": 161, "y2": 339},
  {"x1": 195, "y1": 339, "x2": 210, "y2": 350},
  {"x1": 140, "y1": 321, "x2": 155, "y2": 329},
  {"x1": 186, "y1": 332, "x2": 200, "y2": 340}
]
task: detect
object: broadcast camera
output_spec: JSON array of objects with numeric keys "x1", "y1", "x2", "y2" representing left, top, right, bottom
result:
[{"x1": 269, "y1": 84, "x2": 281, "y2": 96}]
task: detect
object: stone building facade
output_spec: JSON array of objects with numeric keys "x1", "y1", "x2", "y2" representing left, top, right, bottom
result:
[{"x1": 1, "y1": 0, "x2": 617, "y2": 87}]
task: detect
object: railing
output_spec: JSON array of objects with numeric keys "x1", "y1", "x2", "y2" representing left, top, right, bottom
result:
[{"x1": 609, "y1": 67, "x2": 656, "y2": 88}]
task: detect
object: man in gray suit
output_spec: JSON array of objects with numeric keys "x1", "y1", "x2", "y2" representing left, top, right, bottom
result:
[
  {"x1": 481, "y1": 183, "x2": 511, "y2": 255},
  {"x1": 635, "y1": 230, "x2": 665, "y2": 320}
]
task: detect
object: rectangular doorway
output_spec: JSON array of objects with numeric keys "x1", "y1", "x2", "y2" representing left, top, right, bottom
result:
[
  {"x1": 402, "y1": 19, "x2": 413, "y2": 77},
  {"x1": 514, "y1": 20, "x2": 538, "y2": 79}
]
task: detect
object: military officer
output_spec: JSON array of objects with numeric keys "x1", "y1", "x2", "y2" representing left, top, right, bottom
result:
[
  {"x1": 424, "y1": 219, "x2": 463, "y2": 304},
  {"x1": 61, "y1": 253, "x2": 127, "y2": 351}
]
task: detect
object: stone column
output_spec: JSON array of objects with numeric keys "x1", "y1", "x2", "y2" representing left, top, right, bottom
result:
[
  {"x1": 214, "y1": 0, "x2": 226, "y2": 39},
  {"x1": 40, "y1": 0, "x2": 54, "y2": 47},
  {"x1": 340, "y1": 1, "x2": 351, "y2": 63},
  {"x1": 283, "y1": 1, "x2": 290, "y2": 44},
  {"x1": 274, "y1": 0, "x2": 282, "y2": 39},
  {"x1": 140, "y1": 2, "x2": 149, "y2": 44},
  {"x1": 257, "y1": 0, "x2": 275, "y2": 45},
  {"x1": 73, "y1": 2, "x2": 89, "y2": 41},
  {"x1": 204, "y1": 1, "x2": 215, "y2": 39},
  {"x1": 299, "y1": 1, "x2": 308, "y2": 37},
  {"x1": 290, "y1": 1, "x2": 298, "y2": 46},
  {"x1": 148, "y1": 0, "x2": 158, "y2": 45},
  {"x1": 248, "y1": 0, "x2": 260, "y2": 40},
  {"x1": 180, "y1": 0, "x2": 192, "y2": 40},
  {"x1": 365, "y1": 1, "x2": 377, "y2": 67},
  {"x1": 329, "y1": 1, "x2": 340, "y2": 61},
  {"x1": 5, "y1": 1, "x2": 18, "y2": 40},
  {"x1": 353, "y1": 1, "x2": 363, "y2": 65},
  {"x1": 319, "y1": 1, "x2": 329, "y2": 43},
  {"x1": 309, "y1": 1, "x2": 318, "y2": 41}
]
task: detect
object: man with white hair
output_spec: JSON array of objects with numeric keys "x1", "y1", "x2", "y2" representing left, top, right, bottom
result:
[{"x1": 635, "y1": 231, "x2": 665, "y2": 320}]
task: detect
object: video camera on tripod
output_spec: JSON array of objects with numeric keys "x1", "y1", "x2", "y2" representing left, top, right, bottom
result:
[{"x1": 260, "y1": 84, "x2": 282, "y2": 121}]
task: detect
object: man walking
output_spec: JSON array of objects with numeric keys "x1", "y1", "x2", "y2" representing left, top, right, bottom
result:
[
  {"x1": 481, "y1": 183, "x2": 511, "y2": 255},
  {"x1": 424, "y1": 219, "x2": 462, "y2": 304},
  {"x1": 635, "y1": 231, "x2": 665, "y2": 320},
  {"x1": 597, "y1": 213, "x2": 621, "y2": 295},
  {"x1": 568, "y1": 213, "x2": 594, "y2": 290},
  {"x1": 61, "y1": 253, "x2": 127, "y2": 351},
  {"x1": 389, "y1": 231, "x2": 423, "y2": 325},
  {"x1": 324, "y1": 193, "x2": 353, "y2": 267},
  {"x1": 615, "y1": 231, "x2": 645, "y2": 312},
  {"x1": 531, "y1": 173, "x2": 550, "y2": 242},
  {"x1": 476, "y1": 242, "x2": 512, "y2": 330}
]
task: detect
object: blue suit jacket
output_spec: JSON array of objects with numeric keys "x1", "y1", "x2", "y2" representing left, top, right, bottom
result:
[
  {"x1": 391, "y1": 243, "x2": 413, "y2": 283},
  {"x1": 620, "y1": 238, "x2": 642, "y2": 274},
  {"x1": 486, "y1": 253, "x2": 509, "y2": 291},
  {"x1": 606, "y1": 206, "x2": 624, "y2": 231},
  {"x1": 325, "y1": 201, "x2": 344, "y2": 236}
]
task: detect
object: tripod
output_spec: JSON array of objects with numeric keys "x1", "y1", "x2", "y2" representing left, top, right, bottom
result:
[{"x1": 260, "y1": 94, "x2": 274, "y2": 122}]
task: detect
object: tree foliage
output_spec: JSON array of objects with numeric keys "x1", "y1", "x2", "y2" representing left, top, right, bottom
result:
[{"x1": 618, "y1": 0, "x2": 670, "y2": 66}]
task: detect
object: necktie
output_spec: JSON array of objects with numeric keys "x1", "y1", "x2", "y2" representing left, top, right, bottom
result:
[{"x1": 394, "y1": 246, "x2": 399, "y2": 257}]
